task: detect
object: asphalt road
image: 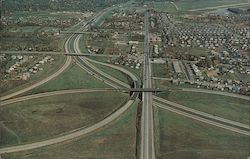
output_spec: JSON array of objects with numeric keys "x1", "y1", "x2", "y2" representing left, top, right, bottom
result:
[
  {"x1": 0, "y1": 7, "x2": 139, "y2": 154},
  {"x1": 1, "y1": 4, "x2": 249, "y2": 156},
  {"x1": 153, "y1": 96, "x2": 250, "y2": 130},
  {"x1": 1, "y1": 89, "x2": 111, "y2": 106},
  {"x1": 0, "y1": 97, "x2": 135, "y2": 154},
  {"x1": 140, "y1": 10, "x2": 156, "y2": 159},
  {"x1": 0, "y1": 39, "x2": 72, "y2": 101},
  {"x1": 0, "y1": 7, "x2": 113, "y2": 101}
]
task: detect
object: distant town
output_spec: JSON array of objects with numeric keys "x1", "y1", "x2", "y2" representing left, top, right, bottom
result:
[{"x1": 0, "y1": 0, "x2": 249, "y2": 159}]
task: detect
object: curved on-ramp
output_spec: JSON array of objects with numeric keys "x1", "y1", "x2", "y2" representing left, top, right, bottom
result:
[
  {"x1": 0, "y1": 96, "x2": 135, "y2": 154},
  {"x1": 154, "y1": 102, "x2": 250, "y2": 136},
  {"x1": 1, "y1": 89, "x2": 111, "y2": 106},
  {"x1": 0, "y1": 38, "x2": 73, "y2": 101}
]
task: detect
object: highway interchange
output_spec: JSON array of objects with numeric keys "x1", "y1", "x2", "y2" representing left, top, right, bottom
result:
[{"x1": 0, "y1": 5, "x2": 250, "y2": 158}]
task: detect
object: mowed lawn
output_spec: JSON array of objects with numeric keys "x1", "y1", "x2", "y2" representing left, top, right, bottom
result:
[
  {"x1": 2, "y1": 101, "x2": 138, "y2": 159},
  {"x1": 157, "y1": 91, "x2": 250, "y2": 125},
  {"x1": 155, "y1": 107, "x2": 249, "y2": 159},
  {"x1": 0, "y1": 92, "x2": 129, "y2": 147},
  {"x1": 28, "y1": 64, "x2": 110, "y2": 95}
]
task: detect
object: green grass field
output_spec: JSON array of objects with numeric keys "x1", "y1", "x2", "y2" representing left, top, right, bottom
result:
[
  {"x1": 26, "y1": 64, "x2": 110, "y2": 95},
  {"x1": 155, "y1": 107, "x2": 250, "y2": 159},
  {"x1": 145, "y1": 1, "x2": 178, "y2": 12},
  {"x1": 157, "y1": 91, "x2": 250, "y2": 125},
  {"x1": 152, "y1": 64, "x2": 171, "y2": 78},
  {"x1": 0, "y1": 92, "x2": 129, "y2": 147},
  {"x1": 2, "y1": 101, "x2": 138, "y2": 159},
  {"x1": 165, "y1": 47, "x2": 209, "y2": 57},
  {"x1": 94, "y1": 8, "x2": 114, "y2": 27},
  {"x1": 175, "y1": 0, "x2": 249, "y2": 11},
  {"x1": 88, "y1": 56, "x2": 114, "y2": 63},
  {"x1": 91, "y1": 62, "x2": 131, "y2": 85},
  {"x1": 220, "y1": 72, "x2": 250, "y2": 83}
]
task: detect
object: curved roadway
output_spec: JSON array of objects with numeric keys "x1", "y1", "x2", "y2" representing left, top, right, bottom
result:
[
  {"x1": 0, "y1": 39, "x2": 72, "y2": 101},
  {"x1": 0, "y1": 95, "x2": 134, "y2": 154},
  {"x1": 1, "y1": 5, "x2": 250, "y2": 155},
  {"x1": 0, "y1": 7, "x2": 140, "y2": 154}
]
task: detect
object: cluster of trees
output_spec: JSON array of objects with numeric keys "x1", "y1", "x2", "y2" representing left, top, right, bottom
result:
[{"x1": 3, "y1": 0, "x2": 129, "y2": 12}]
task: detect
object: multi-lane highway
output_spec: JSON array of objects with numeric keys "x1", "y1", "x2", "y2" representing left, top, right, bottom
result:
[
  {"x1": 0, "y1": 5, "x2": 118, "y2": 101},
  {"x1": 1, "y1": 4, "x2": 250, "y2": 157},
  {"x1": 0, "y1": 6, "x2": 140, "y2": 154},
  {"x1": 140, "y1": 10, "x2": 156, "y2": 159}
]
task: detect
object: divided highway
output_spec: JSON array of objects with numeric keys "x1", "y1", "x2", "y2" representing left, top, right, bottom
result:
[
  {"x1": 1, "y1": 4, "x2": 249, "y2": 156},
  {"x1": 140, "y1": 10, "x2": 156, "y2": 159}
]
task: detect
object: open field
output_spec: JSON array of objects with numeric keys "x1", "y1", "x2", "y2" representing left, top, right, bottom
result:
[
  {"x1": 155, "y1": 107, "x2": 250, "y2": 159},
  {"x1": 220, "y1": 73, "x2": 250, "y2": 83},
  {"x1": 174, "y1": 0, "x2": 249, "y2": 11},
  {"x1": 78, "y1": 35, "x2": 89, "y2": 53},
  {"x1": 94, "y1": 8, "x2": 115, "y2": 27},
  {"x1": 88, "y1": 56, "x2": 114, "y2": 63},
  {"x1": 26, "y1": 64, "x2": 109, "y2": 95},
  {"x1": 152, "y1": 64, "x2": 171, "y2": 78},
  {"x1": 165, "y1": 47, "x2": 209, "y2": 57},
  {"x1": 91, "y1": 62, "x2": 131, "y2": 85},
  {"x1": 144, "y1": 2, "x2": 178, "y2": 12},
  {"x1": 157, "y1": 91, "x2": 250, "y2": 125},
  {"x1": 0, "y1": 92, "x2": 129, "y2": 147},
  {"x1": 2, "y1": 101, "x2": 138, "y2": 159}
]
